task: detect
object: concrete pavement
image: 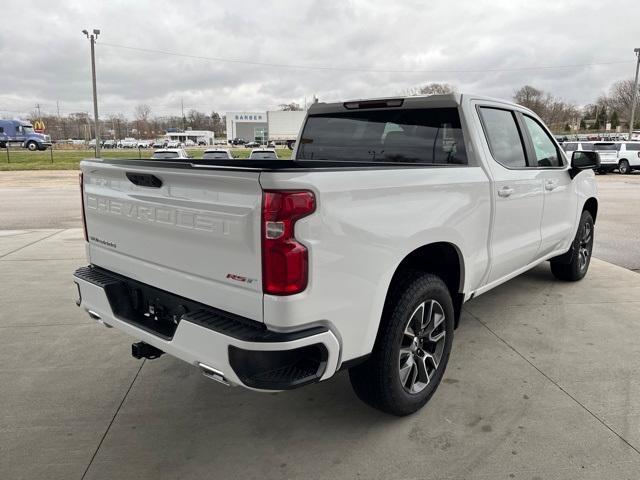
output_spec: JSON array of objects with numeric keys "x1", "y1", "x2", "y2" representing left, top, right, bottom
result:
[{"x1": 1, "y1": 228, "x2": 639, "y2": 480}]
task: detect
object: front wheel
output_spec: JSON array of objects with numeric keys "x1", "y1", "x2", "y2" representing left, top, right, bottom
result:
[
  {"x1": 349, "y1": 272, "x2": 454, "y2": 416},
  {"x1": 26, "y1": 141, "x2": 38, "y2": 151},
  {"x1": 550, "y1": 211, "x2": 594, "y2": 281},
  {"x1": 619, "y1": 160, "x2": 630, "y2": 175}
]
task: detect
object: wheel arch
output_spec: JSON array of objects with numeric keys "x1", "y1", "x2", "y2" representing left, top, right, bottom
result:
[
  {"x1": 382, "y1": 242, "x2": 465, "y2": 330},
  {"x1": 583, "y1": 197, "x2": 598, "y2": 223}
]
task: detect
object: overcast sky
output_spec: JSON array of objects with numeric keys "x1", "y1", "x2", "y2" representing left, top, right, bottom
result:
[{"x1": 0, "y1": 0, "x2": 638, "y2": 119}]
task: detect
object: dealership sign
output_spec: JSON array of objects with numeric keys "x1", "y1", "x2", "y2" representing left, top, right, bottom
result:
[{"x1": 232, "y1": 113, "x2": 264, "y2": 122}]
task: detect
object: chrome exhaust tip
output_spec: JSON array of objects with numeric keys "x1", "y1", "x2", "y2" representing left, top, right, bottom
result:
[
  {"x1": 197, "y1": 362, "x2": 230, "y2": 386},
  {"x1": 87, "y1": 309, "x2": 112, "y2": 328}
]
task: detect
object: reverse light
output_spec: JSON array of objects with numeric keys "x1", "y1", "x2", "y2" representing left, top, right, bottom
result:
[
  {"x1": 262, "y1": 190, "x2": 316, "y2": 295},
  {"x1": 79, "y1": 172, "x2": 88, "y2": 241}
]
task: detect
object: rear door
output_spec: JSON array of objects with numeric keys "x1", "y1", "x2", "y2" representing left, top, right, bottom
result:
[
  {"x1": 520, "y1": 114, "x2": 576, "y2": 257},
  {"x1": 477, "y1": 106, "x2": 544, "y2": 283},
  {"x1": 81, "y1": 160, "x2": 264, "y2": 321}
]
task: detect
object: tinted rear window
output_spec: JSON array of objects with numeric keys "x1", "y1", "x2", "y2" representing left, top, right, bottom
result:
[
  {"x1": 250, "y1": 151, "x2": 278, "y2": 160},
  {"x1": 152, "y1": 152, "x2": 180, "y2": 159},
  {"x1": 624, "y1": 143, "x2": 640, "y2": 151},
  {"x1": 594, "y1": 143, "x2": 618, "y2": 151},
  {"x1": 296, "y1": 107, "x2": 467, "y2": 165},
  {"x1": 563, "y1": 143, "x2": 578, "y2": 151},
  {"x1": 203, "y1": 152, "x2": 231, "y2": 159}
]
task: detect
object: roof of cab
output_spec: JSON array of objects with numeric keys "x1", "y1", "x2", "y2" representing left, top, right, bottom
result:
[{"x1": 307, "y1": 93, "x2": 527, "y2": 115}]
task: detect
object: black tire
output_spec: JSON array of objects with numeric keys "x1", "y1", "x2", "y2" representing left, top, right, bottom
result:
[
  {"x1": 26, "y1": 141, "x2": 38, "y2": 151},
  {"x1": 550, "y1": 210, "x2": 594, "y2": 281},
  {"x1": 0, "y1": 142, "x2": 6, "y2": 149},
  {"x1": 349, "y1": 272, "x2": 454, "y2": 416},
  {"x1": 619, "y1": 160, "x2": 630, "y2": 175}
]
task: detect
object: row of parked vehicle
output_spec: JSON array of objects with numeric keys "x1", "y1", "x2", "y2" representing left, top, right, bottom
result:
[
  {"x1": 561, "y1": 141, "x2": 640, "y2": 174},
  {"x1": 149, "y1": 148, "x2": 279, "y2": 161},
  {"x1": 229, "y1": 138, "x2": 278, "y2": 148},
  {"x1": 89, "y1": 138, "x2": 210, "y2": 149}
]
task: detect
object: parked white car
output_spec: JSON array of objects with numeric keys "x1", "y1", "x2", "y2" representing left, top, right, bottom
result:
[
  {"x1": 119, "y1": 137, "x2": 138, "y2": 149},
  {"x1": 150, "y1": 148, "x2": 190, "y2": 160},
  {"x1": 75, "y1": 93, "x2": 599, "y2": 415},
  {"x1": 166, "y1": 140, "x2": 182, "y2": 148},
  {"x1": 248, "y1": 148, "x2": 278, "y2": 160},
  {"x1": 202, "y1": 149, "x2": 234, "y2": 160},
  {"x1": 615, "y1": 142, "x2": 640, "y2": 174},
  {"x1": 137, "y1": 140, "x2": 152, "y2": 149}
]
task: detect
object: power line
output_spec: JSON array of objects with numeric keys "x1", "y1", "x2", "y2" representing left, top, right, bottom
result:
[{"x1": 99, "y1": 41, "x2": 633, "y2": 74}]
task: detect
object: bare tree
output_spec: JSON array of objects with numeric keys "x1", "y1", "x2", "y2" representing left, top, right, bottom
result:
[
  {"x1": 513, "y1": 85, "x2": 579, "y2": 130},
  {"x1": 133, "y1": 104, "x2": 152, "y2": 137},
  {"x1": 134, "y1": 104, "x2": 151, "y2": 122},
  {"x1": 407, "y1": 83, "x2": 455, "y2": 96},
  {"x1": 599, "y1": 79, "x2": 639, "y2": 127},
  {"x1": 279, "y1": 102, "x2": 303, "y2": 111}
]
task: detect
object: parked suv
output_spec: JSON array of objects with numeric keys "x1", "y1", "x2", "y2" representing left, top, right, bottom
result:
[
  {"x1": 591, "y1": 142, "x2": 618, "y2": 173},
  {"x1": 616, "y1": 142, "x2": 640, "y2": 174},
  {"x1": 74, "y1": 94, "x2": 598, "y2": 415},
  {"x1": 562, "y1": 141, "x2": 593, "y2": 158}
]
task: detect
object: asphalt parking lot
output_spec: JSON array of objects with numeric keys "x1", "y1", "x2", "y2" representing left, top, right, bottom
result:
[{"x1": 1, "y1": 171, "x2": 640, "y2": 479}]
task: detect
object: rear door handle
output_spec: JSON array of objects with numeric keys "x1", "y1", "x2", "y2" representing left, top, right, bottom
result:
[
  {"x1": 545, "y1": 180, "x2": 558, "y2": 191},
  {"x1": 497, "y1": 186, "x2": 514, "y2": 198}
]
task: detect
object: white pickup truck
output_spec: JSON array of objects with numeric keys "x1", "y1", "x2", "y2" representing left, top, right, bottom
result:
[{"x1": 74, "y1": 94, "x2": 599, "y2": 416}]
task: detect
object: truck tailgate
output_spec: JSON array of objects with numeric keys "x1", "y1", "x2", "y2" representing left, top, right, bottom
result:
[{"x1": 81, "y1": 160, "x2": 264, "y2": 321}]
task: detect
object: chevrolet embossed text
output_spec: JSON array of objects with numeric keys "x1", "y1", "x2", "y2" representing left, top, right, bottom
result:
[{"x1": 86, "y1": 194, "x2": 233, "y2": 235}]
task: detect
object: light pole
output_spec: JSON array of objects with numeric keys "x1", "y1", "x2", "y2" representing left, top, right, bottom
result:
[
  {"x1": 82, "y1": 28, "x2": 101, "y2": 157},
  {"x1": 629, "y1": 48, "x2": 640, "y2": 140}
]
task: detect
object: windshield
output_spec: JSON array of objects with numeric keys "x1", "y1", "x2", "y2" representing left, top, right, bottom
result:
[
  {"x1": 203, "y1": 152, "x2": 231, "y2": 159},
  {"x1": 249, "y1": 151, "x2": 278, "y2": 160},
  {"x1": 151, "y1": 152, "x2": 180, "y2": 159},
  {"x1": 297, "y1": 107, "x2": 467, "y2": 164},
  {"x1": 22, "y1": 126, "x2": 35, "y2": 134}
]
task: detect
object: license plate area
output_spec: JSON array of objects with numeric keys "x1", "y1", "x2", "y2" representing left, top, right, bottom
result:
[{"x1": 103, "y1": 277, "x2": 199, "y2": 340}]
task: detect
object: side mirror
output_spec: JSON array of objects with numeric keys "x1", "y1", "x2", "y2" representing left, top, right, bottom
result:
[{"x1": 570, "y1": 151, "x2": 600, "y2": 178}]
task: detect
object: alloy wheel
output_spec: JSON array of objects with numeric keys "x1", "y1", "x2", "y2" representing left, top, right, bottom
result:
[
  {"x1": 398, "y1": 299, "x2": 447, "y2": 394},
  {"x1": 578, "y1": 221, "x2": 593, "y2": 271}
]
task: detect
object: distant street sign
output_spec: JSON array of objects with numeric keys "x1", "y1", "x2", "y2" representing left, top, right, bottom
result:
[{"x1": 33, "y1": 120, "x2": 45, "y2": 133}]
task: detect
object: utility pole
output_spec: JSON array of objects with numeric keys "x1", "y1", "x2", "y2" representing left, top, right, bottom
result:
[
  {"x1": 629, "y1": 48, "x2": 640, "y2": 140},
  {"x1": 35, "y1": 103, "x2": 41, "y2": 120},
  {"x1": 181, "y1": 98, "x2": 185, "y2": 130},
  {"x1": 82, "y1": 28, "x2": 101, "y2": 156}
]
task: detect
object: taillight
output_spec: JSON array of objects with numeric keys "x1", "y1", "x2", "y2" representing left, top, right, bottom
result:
[
  {"x1": 262, "y1": 190, "x2": 315, "y2": 295},
  {"x1": 79, "y1": 172, "x2": 88, "y2": 241}
]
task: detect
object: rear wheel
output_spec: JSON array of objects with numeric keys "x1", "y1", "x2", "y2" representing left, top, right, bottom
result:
[
  {"x1": 349, "y1": 272, "x2": 454, "y2": 416},
  {"x1": 550, "y1": 211, "x2": 594, "y2": 281},
  {"x1": 619, "y1": 160, "x2": 630, "y2": 175}
]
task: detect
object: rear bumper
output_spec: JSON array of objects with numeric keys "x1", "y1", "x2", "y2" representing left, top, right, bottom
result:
[{"x1": 73, "y1": 266, "x2": 340, "y2": 390}]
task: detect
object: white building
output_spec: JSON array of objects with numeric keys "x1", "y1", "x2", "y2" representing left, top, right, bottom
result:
[
  {"x1": 165, "y1": 129, "x2": 215, "y2": 145},
  {"x1": 226, "y1": 112, "x2": 267, "y2": 143}
]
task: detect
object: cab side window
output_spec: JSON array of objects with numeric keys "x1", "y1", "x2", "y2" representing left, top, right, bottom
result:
[
  {"x1": 479, "y1": 107, "x2": 527, "y2": 168},
  {"x1": 523, "y1": 115, "x2": 562, "y2": 167}
]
